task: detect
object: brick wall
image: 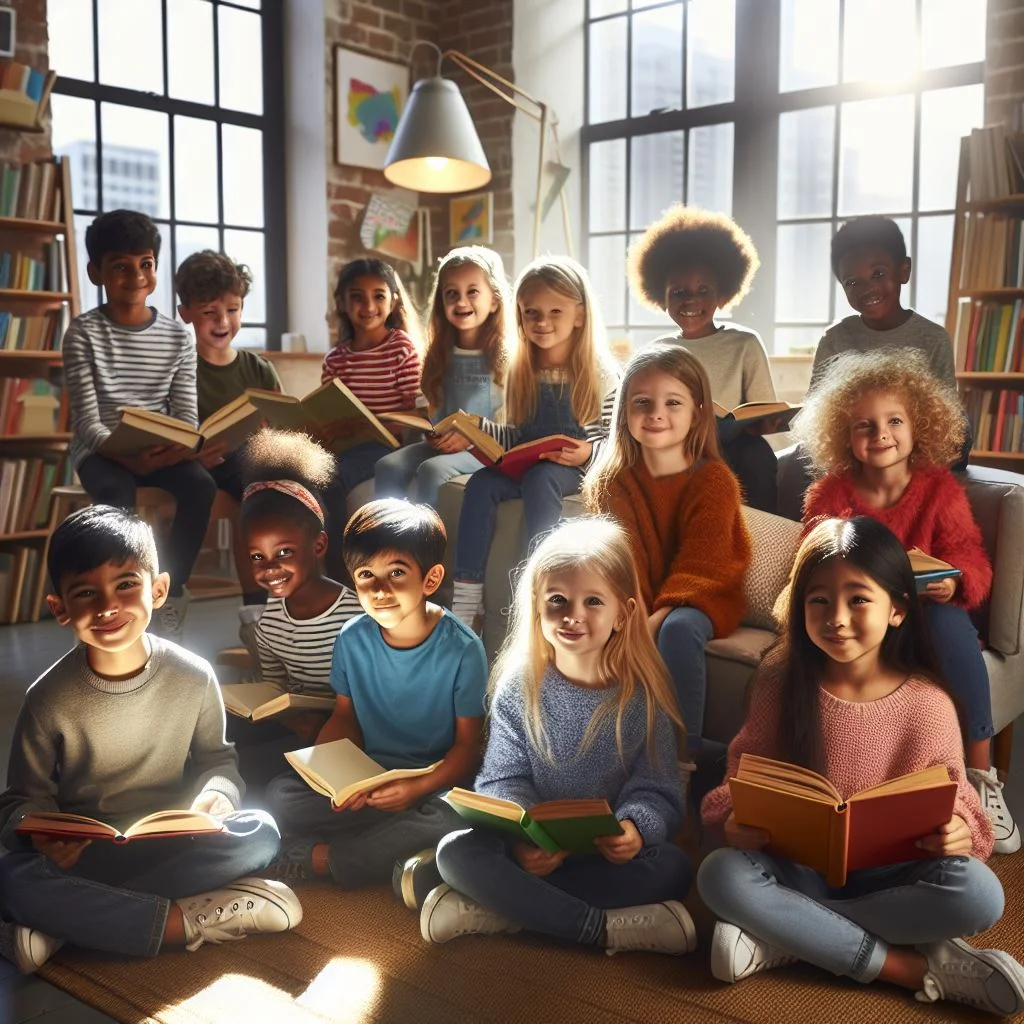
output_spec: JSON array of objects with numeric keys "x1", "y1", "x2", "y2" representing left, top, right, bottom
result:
[
  {"x1": 986, "y1": 0, "x2": 1024, "y2": 127},
  {"x1": 0, "y1": 0, "x2": 51, "y2": 164}
]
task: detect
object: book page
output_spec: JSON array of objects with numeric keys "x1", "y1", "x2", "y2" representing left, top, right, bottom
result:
[
  {"x1": 124, "y1": 809, "x2": 223, "y2": 839},
  {"x1": 221, "y1": 682, "x2": 287, "y2": 717},
  {"x1": 445, "y1": 787, "x2": 526, "y2": 823},
  {"x1": 15, "y1": 810, "x2": 116, "y2": 839},
  {"x1": 850, "y1": 764, "x2": 952, "y2": 801},
  {"x1": 737, "y1": 753, "x2": 842, "y2": 803},
  {"x1": 906, "y1": 549, "x2": 958, "y2": 574}
]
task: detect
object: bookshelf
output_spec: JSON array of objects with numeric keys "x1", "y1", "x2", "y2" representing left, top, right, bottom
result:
[
  {"x1": 0, "y1": 156, "x2": 80, "y2": 623},
  {"x1": 947, "y1": 128, "x2": 1024, "y2": 468}
]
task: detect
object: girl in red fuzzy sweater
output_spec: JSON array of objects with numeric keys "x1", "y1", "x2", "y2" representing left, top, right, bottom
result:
[
  {"x1": 584, "y1": 343, "x2": 750, "y2": 753},
  {"x1": 791, "y1": 347, "x2": 1016, "y2": 854},
  {"x1": 697, "y1": 517, "x2": 1023, "y2": 1017}
]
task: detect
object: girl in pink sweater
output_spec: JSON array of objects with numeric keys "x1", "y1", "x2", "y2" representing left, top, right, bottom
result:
[
  {"x1": 697, "y1": 517, "x2": 1022, "y2": 1017},
  {"x1": 792, "y1": 348, "x2": 1017, "y2": 855}
]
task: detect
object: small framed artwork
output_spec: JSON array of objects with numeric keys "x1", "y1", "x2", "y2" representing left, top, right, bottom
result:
[
  {"x1": 334, "y1": 47, "x2": 408, "y2": 171},
  {"x1": 449, "y1": 191, "x2": 493, "y2": 247},
  {"x1": 0, "y1": 7, "x2": 15, "y2": 60}
]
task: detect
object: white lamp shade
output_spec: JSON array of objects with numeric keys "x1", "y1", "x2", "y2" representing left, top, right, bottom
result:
[{"x1": 384, "y1": 77, "x2": 492, "y2": 194}]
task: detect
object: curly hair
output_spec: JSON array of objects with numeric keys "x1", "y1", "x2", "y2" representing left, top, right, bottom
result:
[
  {"x1": 175, "y1": 249, "x2": 253, "y2": 306},
  {"x1": 831, "y1": 216, "x2": 907, "y2": 279},
  {"x1": 790, "y1": 348, "x2": 965, "y2": 476},
  {"x1": 626, "y1": 204, "x2": 760, "y2": 311}
]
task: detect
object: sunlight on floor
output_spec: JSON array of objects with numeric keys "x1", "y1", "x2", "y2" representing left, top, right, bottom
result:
[{"x1": 297, "y1": 957, "x2": 381, "y2": 1019}]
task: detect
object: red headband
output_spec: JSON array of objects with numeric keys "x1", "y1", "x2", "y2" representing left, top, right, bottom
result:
[{"x1": 242, "y1": 480, "x2": 325, "y2": 527}]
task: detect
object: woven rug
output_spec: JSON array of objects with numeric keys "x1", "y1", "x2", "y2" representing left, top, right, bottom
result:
[{"x1": 37, "y1": 852, "x2": 1024, "y2": 1024}]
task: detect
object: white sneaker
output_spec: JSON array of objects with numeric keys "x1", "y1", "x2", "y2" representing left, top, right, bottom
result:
[
  {"x1": 604, "y1": 900, "x2": 697, "y2": 956},
  {"x1": 916, "y1": 937, "x2": 1024, "y2": 1016},
  {"x1": 710, "y1": 920, "x2": 798, "y2": 983},
  {"x1": 176, "y1": 877, "x2": 302, "y2": 952},
  {"x1": 0, "y1": 920, "x2": 63, "y2": 974},
  {"x1": 968, "y1": 767, "x2": 1021, "y2": 854},
  {"x1": 419, "y1": 884, "x2": 519, "y2": 944},
  {"x1": 152, "y1": 588, "x2": 190, "y2": 644}
]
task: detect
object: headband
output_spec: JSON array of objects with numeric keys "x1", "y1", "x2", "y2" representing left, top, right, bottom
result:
[{"x1": 242, "y1": 480, "x2": 325, "y2": 527}]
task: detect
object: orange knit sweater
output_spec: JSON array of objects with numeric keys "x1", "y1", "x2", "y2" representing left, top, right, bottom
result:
[{"x1": 603, "y1": 458, "x2": 750, "y2": 637}]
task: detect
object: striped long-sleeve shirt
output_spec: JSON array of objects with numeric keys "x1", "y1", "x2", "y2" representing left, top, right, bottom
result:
[
  {"x1": 319, "y1": 329, "x2": 421, "y2": 414},
  {"x1": 63, "y1": 307, "x2": 197, "y2": 468}
]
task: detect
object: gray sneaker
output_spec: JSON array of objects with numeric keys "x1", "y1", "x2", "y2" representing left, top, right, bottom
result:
[
  {"x1": 176, "y1": 877, "x2": 302, "y2": 952},
  {"x1": 393, "y1": 847, "x2": 443, "y2": 910},
  {"x1": 916, "y1": 937, "x2": 1024, "y2": 1016},
  {"x1": 0, "y1": 919, "x2": 63, "y2": 974},
  {"x1": 604, "y1": 900, "x2": 697, "y2": 956},
  {"x1": 419, "y1": 884, "x2": 519, "y2": 944},
  {"x1": 968, "y1": 767, "x2": 1022, "y2": 855},
  {"x1": 151, "y1": 588, "x2": 190, "y2": 644},
  {"x1": 710, "y1": 921, "x2": 798, "y2": 983}
]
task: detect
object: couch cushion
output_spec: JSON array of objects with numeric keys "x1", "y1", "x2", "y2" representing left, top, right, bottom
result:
[
  {"x1": 705, "y1": 626, "x2": 777, "y2": 667},
  {"x1": 740, "y1": 507, "x2": 802, "y2": 630}
]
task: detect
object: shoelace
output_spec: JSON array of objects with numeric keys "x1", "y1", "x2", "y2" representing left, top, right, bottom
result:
[
  {"x1": 194, "y1": 895, "x2": 258, "y2": 943},
  {"x1": 918, "y1": 967, "x2": 996, "y2": 1009},
  {"x1": 975, "y1": 773, "x2": 1014, "y2": 831}
]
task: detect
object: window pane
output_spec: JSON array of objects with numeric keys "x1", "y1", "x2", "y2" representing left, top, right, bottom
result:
[
  {"x1": 631, "y1": 6, "x2": 683, "y2": 118},
  {"x1": 48, "y1": 0, "x2": 95, "y2": 82},
  {"x1": 219, "y1": 6, "x2": 263, "y2": 115},
  {"x1": 838, "y1": 94, "x2": 914, "y2": 216},
  {"x1": 920, "y1": 85, "x2": 984, "y2": 211},
  {"x1": 74, "y1": 213, "x2": 98, "y2": 308},
  {"x1": 224, "y1": 230, "x2": 266, "y2": 322},
  {"x1": 587, "y1": 234, "x2": 628, "y2": 326},
  {"x1": 778, "y1": 107, "x2": 835, "y2": 219},
  {"x1": 779, "y1": 0, "x2": 838, "y2": 92},
  {"x1": 100, "y1": 104, "x2": 170, "y2": 219},
  {"x1": 775, "y1": 326, "x2": 824, "y2": 354},
  {"x1": 915, "y1": 215, "x2": 954, "y2": 325},
  {"x1": 630, "y1": 132, "x2": 684, "y2": 230},
  {"x1": 590, "y1": 0, "x2": 627, "y2": 14},
  {"x1": 688, "y1": 123, "x2": 734, "y2": 215},
  {"x1": 50, "y1": 96, "x2": 97, "y2": 212},
  {"x1": 174, "y1": 117, "x2": 219, "y2": 224},
  {"x1": 922, "y1": 0, "x2": 986, "y2": 69},
  {"x1": 151, "y1": 222, "x2": 175, "y2": 319},
  {"x1": 588, "y1": 16, "x2": 628, "y2": 123},
  {"x1": 98, "y1": 0, "x2": 164, "y2": 94},
  {"x1": 222, "y1": 126, "x2": 265, "y2": 228},
  {"x1": 175, "y1": 226, "x2": 221, "y2": 287},
  {"x1": 843, "y1": 0, "x2": 915, "y2": 84},
  {"x1": 589, "y1": 139, "x2": 627, "y2": 233},
  {"x1": 687, "y1": 0, "x2": 735, "y2": 108},
  {"x1": 234, "y1": 327, "x2": 266, "y2": 349},
  {"x1": 228, "y1": 0, "x2": 261, "y2": 8},
  {"x1": 169, "y1": 0, "x2": 215, "y2": 105},
  {"x1": 776, "y1": 222, "x2": 832, "y2": 321}
]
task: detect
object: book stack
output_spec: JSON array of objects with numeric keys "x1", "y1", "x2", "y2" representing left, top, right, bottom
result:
[
  {"x1": 0, "y1": 62, "x2": 57, "y2": 133},
  {"x1": 0, "y1": 306, "x2": 67, "y2": 351},
  {"x1": 0, "y1": 241, "x2": 66, "y2": 292},
  {"x1": 962, "y1": 388, "x2": 1024, "y2": 454},
  {"x1": 0, "y1": 159, "x2": 63, "y2": 221},
  {"x1": 0, "y1": 456, "x2": 61, "y2": 533},
  {"x1": 954, "y1": 298, "x2": 1024, "y2": 373}
]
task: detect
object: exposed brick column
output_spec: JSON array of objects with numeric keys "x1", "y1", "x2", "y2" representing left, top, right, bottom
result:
[
  {"x1": 986, "y1": 0, "x2": 1024, "y2": 127},
  {"x1": 0, "y1": 0, "x2": 52, "y2": 163}
]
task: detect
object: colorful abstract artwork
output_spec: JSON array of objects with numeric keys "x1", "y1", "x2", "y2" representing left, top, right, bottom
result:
[
  {"x1": 334, "y1": 48, "x2": 408, "y2": 170},
  {"x1": 360, "y1": 191, "x2": 421, "y2": 266},
  {"x1": 449, "y1": 191, "x2": 493, "y2": 247}
]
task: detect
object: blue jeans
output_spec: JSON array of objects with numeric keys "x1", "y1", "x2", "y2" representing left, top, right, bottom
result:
[
  {"x1": 924, "y1": 602, "x2": 994, "y2": 742},
  {"x1": 454, "y1": 462, "x2": 583, "y2": 582},
  {"x1": 697, "y1": 848, "x2": 1004, "y2": 982},
  {"x1": 374, "y1": 443, "x2": 482, "y2": 508},
  {"x1": 657, "y1": 606, "x2": 714, "y2": 750},
  {"x1": 0, "y1": 810, "x2": 280, "y2": 957},
  {"x1": 436, "y1": 827, "x2": 692, "y2": 945},
  {"x1": 264, "y1": 770, "x2": 465, "y2": 888}
]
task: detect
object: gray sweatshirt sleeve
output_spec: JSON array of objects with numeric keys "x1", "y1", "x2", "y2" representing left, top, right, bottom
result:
[
  {"x1": 187, "y1": 666, "x2": 244, "y2": 807},
  {"x1": 0, "y1": 702, "x2": 61, "y2": 850}
]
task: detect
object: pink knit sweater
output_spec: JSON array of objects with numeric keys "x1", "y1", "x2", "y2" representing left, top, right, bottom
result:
[{"x1": 700, "y1": 663, "x2": 993, "y2": 861}]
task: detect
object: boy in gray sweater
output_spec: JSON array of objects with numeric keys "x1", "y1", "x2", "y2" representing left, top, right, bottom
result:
[{"x1": 0, "y1": 506, "x2": 301, "y2": 975}]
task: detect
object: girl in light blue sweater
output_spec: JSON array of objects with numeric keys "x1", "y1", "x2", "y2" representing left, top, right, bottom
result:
[{"x1": 420, "y1": 517, "x2": 695, "y2": 956}]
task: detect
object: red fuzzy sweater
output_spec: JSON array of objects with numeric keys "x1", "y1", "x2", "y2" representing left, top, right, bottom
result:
[{"x1": 803, "y1": 465, "x2": 992, "y2": 611}]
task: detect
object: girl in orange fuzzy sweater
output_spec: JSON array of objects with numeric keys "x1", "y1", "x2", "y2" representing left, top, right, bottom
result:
[{"x1": 584, "y1": 343, "x2": 750, "y2": 752}]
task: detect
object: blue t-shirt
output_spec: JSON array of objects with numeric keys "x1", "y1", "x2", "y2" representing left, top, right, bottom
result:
[{"x1": 329, "y1": 610, "x2": 487, "y2": 769}]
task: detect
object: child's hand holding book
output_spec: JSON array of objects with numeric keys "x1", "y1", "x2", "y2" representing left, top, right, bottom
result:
[
  {"x1": 916, "y1": 814, "x2": 972, "y2": 858},
  {"x1": 514, "y1": 842, "x2": 570, "y2": 877},
  {"x1": 538, "y1": 438, "x2": 592, "y2": 468},
  {"x1": 190, "y1": 790, "x2": 234, "y2": 820},
  {"x1": 31, "y1": 834, "x2": 91, "y2": 869},
  {"x1": 724, "y1": 811, "x2": 771, "y2": 851},
  {"x1": 594, "y1": 818, "x2": 644, "y2": 863}
]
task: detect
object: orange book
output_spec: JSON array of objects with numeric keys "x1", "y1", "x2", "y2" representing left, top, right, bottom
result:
[
  {"x1": 728, "y1": 753, "x2": 957, "y2": 887},
  {"x1": 15, "y1": 809, "x2": 226, "y2": 844}
]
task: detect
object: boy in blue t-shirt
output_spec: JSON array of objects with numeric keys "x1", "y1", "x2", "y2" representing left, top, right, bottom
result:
[{"x1": 263, "y1": 499, "x2": 486, "y2": 897}]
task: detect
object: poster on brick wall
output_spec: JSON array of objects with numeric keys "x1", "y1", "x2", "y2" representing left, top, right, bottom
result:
[{"x1": 334, "y1": 47, "x2": 408, "y2": 171}]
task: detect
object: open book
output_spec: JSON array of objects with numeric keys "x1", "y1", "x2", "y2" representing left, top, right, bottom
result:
[
  {"x1": 221, "y1": 682, "x2": 335, "y2": 722},
  {"x1": 728, "y1": 753, "x2": 957, "y2": 887},
  {"x1": 713, "y1": 401, "x2": 801, "y2": 441},
  {"x1": 284, "y1": 737, "x2": 440, "y2": 808},
  {"x1": 444, "y1": 787, "x2": 624, "y2": 854},
  {"x1": 907, "y1": 548, "x2": 963, "y2": 594},
  {"x1": 245, "y1": 379, "x2": 400, "y2": 455},
  {"x1": 15, "y1": 808, "x2": 225, "y2": 843},
  {"x1": 99, "y1": 394, "x2": 261, "y2": 457}
]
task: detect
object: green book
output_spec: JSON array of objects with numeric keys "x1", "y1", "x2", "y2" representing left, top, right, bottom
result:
[{"x1": 444, "y1": 787, "x2": 624, "y2": 855}]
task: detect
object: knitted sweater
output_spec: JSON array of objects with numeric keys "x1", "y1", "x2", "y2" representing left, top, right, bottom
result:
[
  {"x1": 603, "y1": 458, "x2": 750, "y2": 636},
  {"x1": 803, "y1": 465, "x2": 992, "y2": 611},
  {"x1": 476, "y1": 667, "x2": 685, "y2": 846},
  {"x1": 700, "y1": 663, "x2": 993, "y2": 861}
]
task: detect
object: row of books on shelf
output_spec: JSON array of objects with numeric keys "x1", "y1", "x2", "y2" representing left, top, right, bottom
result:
[
  {"x1": 0, "y1": 158, "x2": 63, "y2": 222},
  {"x1": 0, "y1": 547, "x2": 42, "y2": 625},
  {"x1": 967, "y1": 125, "x2": 1024, "y2": 202},
  {"x1": 0, "y1": 241, "x2": 67, "y2": 292},
  {"x1": 963, "y1": 388, "x2": 1024, "y2": 454},
  {"x1": 1, "y1": 378, "x2": 60, "y2": 435},
  {"x1": 957, "y1": 212, "x2": 1024, "y2": 292},
  {"x1": 0, "y1": 456, "x2": 62, "y2": 535},
  {"x1": 0, "y1": 305, "x2": 68, "y2": 352},
  {"x1": 953, "y1": 298, "x2": 1024, "y2": 373}
]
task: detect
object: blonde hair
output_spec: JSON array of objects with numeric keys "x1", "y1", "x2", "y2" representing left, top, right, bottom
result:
[
  {"x1": 490, "y1": 517, "x2": 685, "y2": 764},
  {"x1": 583, "y1": 343, "x2": 722, "y2": 510},
  {"x1": 420, "y1": 246, "x2": 513, "y2": 413},
  {"x1": 791, "y1": 348, "x2": 965, "y2": 476},
  {"x1": 505, "y1": 255, "x2": 617, "y2": 426}
]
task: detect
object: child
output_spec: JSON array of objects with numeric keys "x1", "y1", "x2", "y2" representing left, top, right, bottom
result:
[
  {"x1": 262, "y1": 499, "x2": 487, "y2": 888},
  {"x1": 63, "y1": 209, "x2": 217, "y2": 641},
  {"x1": 0, "y1": 506, "x2": 300, "y2": 974},
  {"x1": 419, "y1": 518, "x2": 695, "y2": 955},
  {"x1": 697, "y1": 516, "x2": 1024, "y2": 1018},
  {"x1": 175, "y1": 248, "x2": 282, "y2": 608},
  {"x1": 626, "y1": 204, "x2": 778, "y2": 513},
  {"x1": 793, "y1": 348, "x2": 1018, "y2": 853},
  {"x1": 583, "y1": 343, "x2": 751, "y2": 752},
  {"x1": 449, "y1": 255, "x2": 619, "y2": 629},
  {"x1": 375, "y1": 246, "x2": 512, "y2": 507}
]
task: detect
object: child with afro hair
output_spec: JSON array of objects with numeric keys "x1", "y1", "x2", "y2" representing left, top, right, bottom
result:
[{"x1": 627, "y1": 205, "x2": 778, "y2": 512}]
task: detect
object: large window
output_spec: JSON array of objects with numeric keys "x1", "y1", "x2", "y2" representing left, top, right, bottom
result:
[
  {"x1": 584, "y1": 0, "x2": 987, "y2": 352},
  {"x1": 47, "y1": 0, "x2": 285, "y2": 348}
]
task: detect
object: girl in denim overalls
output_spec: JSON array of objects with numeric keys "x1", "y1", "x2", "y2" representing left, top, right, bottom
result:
[{"x1": 448, "y1": 256, "x2": 619, "y2": 629}]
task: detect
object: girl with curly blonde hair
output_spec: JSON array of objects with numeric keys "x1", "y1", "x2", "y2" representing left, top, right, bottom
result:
[{"x1": 792, "y1": 348, "x2": 1017, "y2": 853}]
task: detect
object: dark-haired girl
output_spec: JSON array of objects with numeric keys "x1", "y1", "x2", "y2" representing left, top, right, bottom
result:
[{"x1": 696, "y1": 516, "x2": 1023, "y2": 1018}]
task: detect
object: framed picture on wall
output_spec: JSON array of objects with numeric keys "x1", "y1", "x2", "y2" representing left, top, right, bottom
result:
[
  {"x1": 0, "y1": 8, "x2": 15, "y2": 59},
  {"x1": 334, "y1": 47, "x2": 408, "y2": 171},
  {"x1": 449, "y1": 191, "x2": 493, "y2": 247}
]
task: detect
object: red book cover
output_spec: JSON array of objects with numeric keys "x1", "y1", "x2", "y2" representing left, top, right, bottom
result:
[
  {"x1": 994, "y1": 389, "x2": 1010, "y2": 452},
  {"x1": 964, "y1": 301, "x2": 982, "y2": 371},
  {"x1": 470, "y1": 434, "x2": 579, "y2": 483}
]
